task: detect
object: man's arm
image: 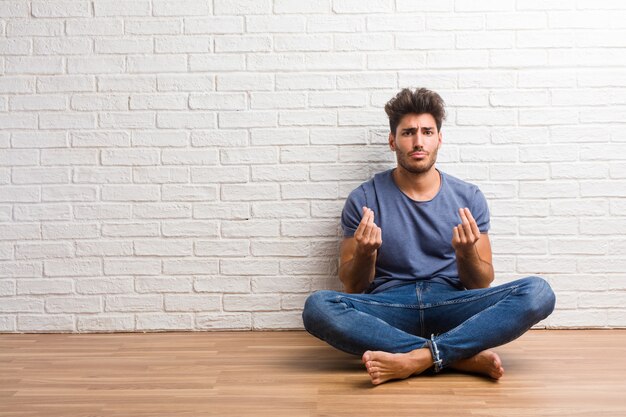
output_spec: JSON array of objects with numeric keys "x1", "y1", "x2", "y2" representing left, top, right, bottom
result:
[
  {"x1": 339, "y1": 207, "x2": 382, "y2": 294},
  {"x1": 452, "y1": 207, "x2": 495, "y2": 289}
]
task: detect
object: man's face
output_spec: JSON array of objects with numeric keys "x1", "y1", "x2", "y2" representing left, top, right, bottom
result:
[{"x1": 389, "y1": 113, "x2": 442, "y2": 175}]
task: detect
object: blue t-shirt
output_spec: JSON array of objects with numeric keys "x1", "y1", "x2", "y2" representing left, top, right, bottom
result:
[{"x1": 341, "y1": 168, "x2": 490, "y2": 293}]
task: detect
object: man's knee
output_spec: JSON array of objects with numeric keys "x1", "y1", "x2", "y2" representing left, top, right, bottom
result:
[
  {"x1": 302, "y1": 290, "x2": 335, "y2": 334},
  {"x1": 522, "y1": 276, "x2": 556, "y2": 320}
]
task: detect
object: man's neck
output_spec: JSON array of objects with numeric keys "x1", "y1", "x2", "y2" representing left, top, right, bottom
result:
[{"x1": 392, "y1": 166, "x2": 441, "y2": 201}]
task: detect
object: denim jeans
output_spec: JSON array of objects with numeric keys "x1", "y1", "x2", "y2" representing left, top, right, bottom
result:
[{"x1": 302, "y1": 276, "x2": 556, "y2": 372}]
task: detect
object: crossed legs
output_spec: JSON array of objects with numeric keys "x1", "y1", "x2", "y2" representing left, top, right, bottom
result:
[{"x1": 302, "y1": 277, "x2": 555, "y2": 385}]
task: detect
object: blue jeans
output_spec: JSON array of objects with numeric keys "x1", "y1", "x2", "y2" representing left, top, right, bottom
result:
[{"x1": 302, "y1": 276, "x2": 556, "y2": 372}]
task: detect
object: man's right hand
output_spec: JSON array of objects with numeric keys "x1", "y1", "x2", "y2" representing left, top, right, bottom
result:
[{"x1": 354, "y1": 206, "x2": 382, "y2": 257}]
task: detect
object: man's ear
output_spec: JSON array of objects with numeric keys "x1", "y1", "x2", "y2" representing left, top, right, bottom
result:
[{"x1": 388, "y1": 132, "x2": 395, "y2": 151}]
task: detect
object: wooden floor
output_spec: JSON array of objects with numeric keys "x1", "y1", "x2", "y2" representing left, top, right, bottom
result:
[{"x1": 1, "y1": 330, "x2": 625, "y2": 417}]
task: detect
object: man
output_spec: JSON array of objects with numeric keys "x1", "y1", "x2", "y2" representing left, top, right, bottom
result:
[{"x1": 302, "y1": 87, "x2": 556, "y2": 385}]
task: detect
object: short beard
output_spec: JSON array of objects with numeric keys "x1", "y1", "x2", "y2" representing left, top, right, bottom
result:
[{"x1": 396, "y1": 146, "x2": 438, "y2": 175}]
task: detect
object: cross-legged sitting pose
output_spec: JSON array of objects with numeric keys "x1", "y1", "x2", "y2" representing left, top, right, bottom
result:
[{"x1": 302, "y1": 88, "x2": 556, "y2": 385}]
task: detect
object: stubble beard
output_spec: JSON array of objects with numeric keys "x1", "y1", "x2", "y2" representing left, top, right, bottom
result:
[{"x1": 396, "y1": 146, "x2": 439, "y2": 176}]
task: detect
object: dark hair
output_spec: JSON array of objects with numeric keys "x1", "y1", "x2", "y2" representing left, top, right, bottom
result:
[{"x1": 384, "y1": 88, "x2": 446, "y2": 134}]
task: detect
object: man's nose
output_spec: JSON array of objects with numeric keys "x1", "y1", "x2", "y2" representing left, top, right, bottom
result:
[{"x1": 413, "y1": 133, "x2": 425, "y2": 147}]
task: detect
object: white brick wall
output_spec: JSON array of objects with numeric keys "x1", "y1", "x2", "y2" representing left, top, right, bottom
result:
[{"x1": 0, "y1": 1, "x2": 624, "y2": 333}]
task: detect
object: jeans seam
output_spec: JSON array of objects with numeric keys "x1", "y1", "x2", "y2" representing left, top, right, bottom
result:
[
  {"x1": 335, "y1": 296, "x2": 419, "y2": 309},
  {"x1": 420, "y1": 284, "x2": 522, "y2": 309}
]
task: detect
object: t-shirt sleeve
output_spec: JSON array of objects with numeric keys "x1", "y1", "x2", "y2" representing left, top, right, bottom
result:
[
  {"x1": 471, "y1": 187, "x2": 490, "y2": 233},
  {"x1": 341, "y1": 186, "x2": 366, "y2": 238}
]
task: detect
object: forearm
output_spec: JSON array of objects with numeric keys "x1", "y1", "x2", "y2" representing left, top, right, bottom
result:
[
  {"x1": 339, "y1": 252, "x2": 377, "y2": 294},
  {"x1": 456, "y1": 246, "x2": 494, "y2": 289}
]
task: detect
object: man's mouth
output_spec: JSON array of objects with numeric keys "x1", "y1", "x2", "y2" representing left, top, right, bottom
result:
[{"x1": 409, "y1": 151, "x2": 428, "y2": 158}]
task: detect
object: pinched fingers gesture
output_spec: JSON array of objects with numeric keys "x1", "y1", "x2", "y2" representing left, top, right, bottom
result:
[
  {"x1": 451, "y1": 207, "x2": 481, "y2": 253},
  {"x1": 354, "y1": 206, "x2": 382, "y2": 256}
]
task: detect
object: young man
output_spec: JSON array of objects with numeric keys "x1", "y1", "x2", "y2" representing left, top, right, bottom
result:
[{"x1": 302, "y1": 88, "x2": 556, "y2": 385}]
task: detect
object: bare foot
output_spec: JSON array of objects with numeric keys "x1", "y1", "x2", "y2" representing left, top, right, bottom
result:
[
  {"x1": 361, "y1": 348, "x2": 433, "y2": 385},
  {"x1": 449, "y1": 350, "x2": 504, "y2": 380}
]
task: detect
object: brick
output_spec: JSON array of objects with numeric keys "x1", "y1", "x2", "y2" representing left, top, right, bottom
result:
[
  {"x1": 98, "y1": 75, "x2": 155, "y2": 92},
  {"x1": 251, "y1": 128, "x2": 308, "y2": 145},
  {"x1": 155, "y1": 36, "x2": 212, "y2": 53},
  {"x1": 282, "y1": 220, "x2": 338, "y2": 237},
  {"x1": 96, "y1": 38, "x2": 152, "y2": 54},
  {"x1": 0, "y1": 38, "x2": 31, "y2": 55},
  {"x1": 185, "y1": 17, "x2": 243, "y2": 34},
  {"x1": 221, "y1": 220, "x2": 279, "y2": 238},
  {"x1": 14, "y1": 204, "x2": 71, "y2": 221},
  {"x1": 134, "y1": 240, "x2": 192, "y2": 256},
  {"x1": 195, "y1": 240, "x2": 250, "y2": 257},
  {"x1": 101, "y1": 185, "x2": 159, "y2": 201},
  {"x1": 251, "y1": 165, "x2": 309, "y2": 181},
  {"x1": 133, "y1": 131, "x2": 187, "y2": 147},
  {"x1": 0, "y1": 186, "x2": 38, "y2": 204},
  {"x1": 0, "y1": 1, "x2": 29, "y2": 17},
  {"x1": 247, "y1": 54, "x2": 306, "y2": 71},
  {"x1": 73, "y1": 167, "x2": 132, "y2": 184},
  {"x1": 75, "y1": 240, "x2": 133, "y2": 256},
  {"x1": 221, "y1": 147, "x2": 277, "y2": 164},
  {"x1": 194, "y1": 203, "x2": 250, "y2": 220},
  {"x1": 551, "y1": 199, "x2": 608, "y2": 216},
  {"x1": 100, "y1": 222, "x2": 158, "y2": 238},
  {"x1": 491, "y1": 127, "x2": 549, "y2": 144},
  {"x1": 274, "y1": 35, "x2": 331, "y2": 52},
  {"x1": 256, "y1": 276, "x2": 306, "y2": 294},
  {"x1": 196, "y1": 313, "x2": 251, "y2": 330},
  {"x1": 276, "y1": 73, "x2": 334, "y2": 90},
  {"x1": 161, "y1": 220, "x2": 219, "y2": 237},
  {"x1": 224, "y1": 294, "x2": 280, "y2": 311},
  {"x1": 40, "y1": 113, "x2": 96, "y2": 129},
  {"x1": 195, "y1": 276, "x2": 249, "y2": 293},
  {"x1": 458, "y1": 71, "x2": 515, "y2": 88},
  {"x1": 215, "y1": 35, "x2": 271, "y2": 52},
  {"x1": 43, "y1": 223, "x2": 99, "y2": 239},
  {"x1": 216, "y1": 73, "x2": 273, "y2": 91},
  {"x1": 252, "y1": 202, "x2": 310, "y2": 219},
  {"x1": 253, "y1": 311, "x2": 303, "y2": 330},
  {"x1": 38, "y1": 75, "x2": 95, "y2": 92},
  {"x1": 189, "y1": 54, "x2": 245, "y2": 71},
  {"x1": 221, "y1": 259, "x2": 279, "y2": 276},
  {"x1": 100, "y1": 112, "x2": 155, "y2": 129},
  {"x1": 12, "y1": 167, "x2": 69, "y2": 184},
  {"x1": 192, "y1": 166, "x2": 249, "y2": 183},
  {"x1": 281, "y1": 146, "x2": 337, "y2": 163},
  {"x1": 368, "y1": 52, "x2": 427, "y2": 70},
  {"x1": 153, "y1": 0, "x2": 210, "y2": 16},
  {"x1": 94, "y1": 0, "x2": 150, "y2": 16},
  {"x1": 8, "y1": 19, "x2": 64, "y2": 36},
  {"x1": 336, "y1": 33, "x2": 393, "y2": 51},
  {"x1": 136, "y1": 276, "x2": 192, "y2": 293},
  {"x1": 158, "y1": 74, "x2": 213, "y2": 91},
  {"x1": 281, "y1": 183, "x2": 338, "y2": 200},
  {"x1": 9, "y1": 94, "x2": 67, "y2": 111},
  {"x1": 222, "y1": 184, "x2": 279, "y2": 201},
  {"x1": 280, "y1": 110, "x2": 336, "y2": 126},
  {"x1": 162, "y1": 149, "x2": 218, "y2": 165},
  {"x1": 214, "y1": 0, "x2": 271, "y2": 15},
  {"x1": 105, "y1": 295, "x2": 162, "y2": 312},
  {"x1": 520, "y1": 108, "x2": 578, "y2": 126},
  {"x1": 157, "y1": 112, "x2": 216, "y2": 129},
  {"x1": 34, "y1": 38, "x2": 91, "y2": 55},
  {"x1": 333, "y1": 0, "x2": 393, "y2": 13},
  {"x1": 136, "y1": 314, "x2": 193, "y2": 330},
  {"x1": 304, "y1": 52, "x2": 362, "y2": 70},
  {"x1": 78, "y1": 315, "x2": 134, "y2": 332},
  {"x1": 219, "y1": 111, "x2": 277, "y2": 128},
  {"x1": 127, "y1": 19, "x2": 181, "y2": 35},
  {"x1": 32, "y1": 1, "x2": 90, "y2": 17},
  {"x1": 0, "y1": 76, "x2": 34, "y2": 93},
  {"x1": 165, "y1": 295, "x2": 220, "y2": 312},
  {"x1": 128, "y1": 55, "x2": 187, "y2": 73},
  {"x1": 161, "y1": 185, "x2": 217, "y2": 201},
  {"x1": 18, "y1": 315, "x2": 75, "y2": 332},
  {"x1": 162, "y1": 259, "x2": 219, "y2": 275},
  {"x1": 6, "y1": 56, "x2": 63, "y2": 74},
  {"x1": 490, "y1": 50, "x2": 548, "y2": 68},
  {"x1": 66, "y1": 18, "x2": 124, "y2": 35},
  {"x1": 133, "y1": 203, "x2": 191, "y2": 219},
  {"x1": 190, "y1": 93, "x2": 246, "y2": 110}
]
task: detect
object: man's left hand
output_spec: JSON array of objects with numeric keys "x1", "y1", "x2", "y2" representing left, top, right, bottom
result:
[{"x1": 451, "y1": 207, "x2": 481, "y2": 254}]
